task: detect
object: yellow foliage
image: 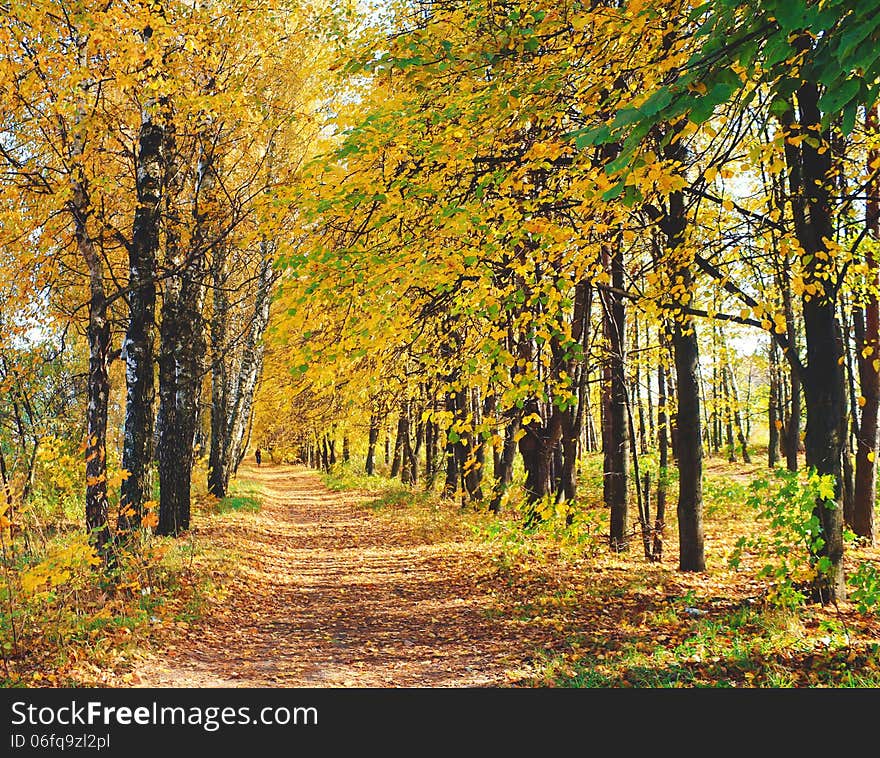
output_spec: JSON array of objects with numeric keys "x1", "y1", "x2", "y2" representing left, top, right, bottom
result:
[{"x1": 20, "y1": 533, "x2": 102, "y2": 599}]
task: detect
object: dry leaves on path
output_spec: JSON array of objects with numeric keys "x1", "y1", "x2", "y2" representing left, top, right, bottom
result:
[{"x1": 135, "y1": 464, "x2": 544, "y2": 688}]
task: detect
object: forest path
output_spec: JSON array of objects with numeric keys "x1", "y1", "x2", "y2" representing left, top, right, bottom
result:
[{"x1": 135, "y1": 464, "x2": 537, "y2": 687}]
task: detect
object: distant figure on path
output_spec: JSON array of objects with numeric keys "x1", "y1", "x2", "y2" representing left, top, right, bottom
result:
[{"x1": 255, "y1": 448, "x2": 262, "y2": 466}]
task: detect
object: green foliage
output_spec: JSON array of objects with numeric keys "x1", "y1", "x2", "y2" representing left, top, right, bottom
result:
[
  {"x1": 729, "y1": 469, "x2": 837, "y2": 608},
  {"x1": 215, "y1": 495, "x2": 261, "y2": 514},
  {"x1": 848, "y1": 561, "x2": 880, "y2": 616},
  {"x1": 703, "y1": 475, "x2": 749, "y2": 517},
  {"x1": 323, "y1": 463, "x2": 408, "y2": 497},
  {"x1": 538, "y1": 602, "x2": 880, "y2": 688},
  {"x1": 591, "y1": 0, "x2": 880, "y2": 170},
  {"x1": 476, "y1": 493, "x2": 603, "y2": 573}
]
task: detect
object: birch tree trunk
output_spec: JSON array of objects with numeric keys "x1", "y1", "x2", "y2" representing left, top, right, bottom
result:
[
  {"x1": 156, "y1": 129, "x2": 211, "y2": 536},
  {"x1": 119, "y1": 94, "x2": 164, "y2": 534},
  {"x1": 71, "y1": 64, "x2": 112, "y2": 557}
]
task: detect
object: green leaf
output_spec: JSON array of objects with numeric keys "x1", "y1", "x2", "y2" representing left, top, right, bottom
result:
[
  {"x1": 817, "y1": 475, "x2": 836, "y2": 503},
  {"x1": 687, "y1": 2, "x2": 711, "y2": 22},
  {"x1": 602, "y1": 180, "x2": 625, "y2": 201},
  {"x1": 570, "y1": 124, "x2": 612, "y2": 149},
  {"x1": 769, "y1": 96, "x2": 791, "y2": 117},
  {"x1": 763, "y1": 31, "x2": 793, "y2": 68},
  {"x1": 639, "y1": 86, "x2": 673, "y2": 117},
  {"x1": 841, "y1": 100, "x2": 857, "y2": 136},
  {"x1": 611, "y1": 107, "x2": 643, "y2": 129},
  {"x1": 773, "y1": 0, "x2": 807, "y2": 33},
  {"x1": 817, "y1": 77, "x2": 860, "y2": 115},
  {"x1": 837, "y1": 18, "x2": 875, "y2": 63}
]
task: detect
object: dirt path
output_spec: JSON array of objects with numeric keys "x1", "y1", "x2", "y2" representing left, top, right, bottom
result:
[{"x1": 135, "y1": 465, "x2": 538, "y2": 687}]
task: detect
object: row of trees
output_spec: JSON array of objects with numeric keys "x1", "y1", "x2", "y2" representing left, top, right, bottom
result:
[
  {"x1": 0, "y1": 1, "x2": 336, "y2": 555},
  {"x1": 256, "y1": 0, "x2": 880, "y2": 603}
]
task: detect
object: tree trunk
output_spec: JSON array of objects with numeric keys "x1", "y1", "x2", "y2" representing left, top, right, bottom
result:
[
  {"x1": 662, "y1": 162, "x2": 705, "y2": 571},
  {"x1": 424, "y1": 417, "x2": 434, "y2": 482},
  {"x1": 645, "y1": 328, "x2": 656, "y2": 444},
  {"x1": 604, "y1": 241, "x2": 629, "y2": 551},
  {"x1": 711, "y1": 325, "x2": 721, "y2": 454},
  {"x1": 220, "y1": 251, "x2": 275, "y2": 491},
  {"x1": 156, "y1": 264, "x2": 206, "y2": 536},
  {"x1": 119, "y1": 104, "x2": 163, "y2": 535},
  {"x1": 67, "y1": 67, "x2": 113, "y2": 557},
  {"x1": 726, "y1": 363, "x2": 751, "y2": 463},
  {"x1": 443, "y1": 423, "x2": 459, "y2": 499},
  {"x1": 156, "y1": 263, "x2": 206, "y2": 536},
  {"x1": 853, "y1": 104, "x2": 879, "y2": 544},
  {"x1": 634, "y1": 316, "x2": 648, "y2": 455},
  {"x1": 789, "y1": 80, "x2": 846, "y2": 601},
  {"x1": 721, "y1": 360, "x2": 736, "y2": 463},
  {"x1": 786, "y1": 369, "x2": 802, "y2": 471},
  {"x1": 672, "y1": 312, "x2": 705, "y2": 572},
  {"x1": 207, "y1": 245, "x2": 231, "y2": 498},
  {"x1": 461, "y1": 390, "x2": 483, "y2": 500},
  {"x1": 321, "y1": 436, "x2": 330, "y2": 472},
  {"x1": 84, "y1": 267, "x2": 112, "y2": 555},
  {"x1": 426, "y1": 419, "x2": 439, "y2": 488},
  {"x1": 654, "y1": 346, "x2": 670, "y2": 561},
  {"x1": 157, "y1": 130, "x2": 209, "y2": 537},
  {"x1": 584, "y1": 382, "x2": 598, "y2": 452},
  {"x1": 519, "y1": 402, "x2": 562, "y2": 525},
  {"x1": 390, "y1": 410, "x2": 404, "y2": 479},
  {"x1": 769, "y1": 340, "x2": 781, "y2": 467},
  {"x1": 366, "y1": 415, "x2": 379, "y2": 475},
  {"x1": 399, "y1": 407, "x2": 414, "y2": 485},
  {"x1": 667, "y1": 367, "x2": 679, "y2": 462},
  {"x1": 490, "y1": 415, "x2": 520, "y2": 513}
]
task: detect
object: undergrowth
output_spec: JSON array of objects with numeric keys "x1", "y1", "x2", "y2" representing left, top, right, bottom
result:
[
  {"x1": 0, "y1": 461, "x2": 235, "y2": 687},
  {"x1": 322, "y1": 454, "x2": 880, "y2": 688}
]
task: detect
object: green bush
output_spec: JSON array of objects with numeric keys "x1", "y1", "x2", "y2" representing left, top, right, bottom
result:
[{"x1": 729, "y1": 469, "x2": 837, "y2": 608}]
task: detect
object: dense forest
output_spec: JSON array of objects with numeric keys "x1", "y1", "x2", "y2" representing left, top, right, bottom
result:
[{"x1": 2, "y1": 0, "x2": 880, "y2": 688}]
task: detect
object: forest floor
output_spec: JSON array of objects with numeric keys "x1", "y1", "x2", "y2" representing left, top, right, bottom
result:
[
  {"x1": 133, "y1": 464, "x2": 547, "y2": 687},
  {"x1": 122, "y1": 458, "x2": 880, "y2": 688}
]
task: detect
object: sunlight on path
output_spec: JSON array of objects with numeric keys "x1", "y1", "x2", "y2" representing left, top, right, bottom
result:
[{"x1": 135, "y1": 465, "x2": 537, "y2": 687}]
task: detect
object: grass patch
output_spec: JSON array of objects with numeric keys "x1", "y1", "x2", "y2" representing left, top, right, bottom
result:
[
  {"x1": 207, "y1": 478, "x2": 264, "y2": 515},
  {"x1": 320, "y1": 462, "x2": 488, "y2": 541},
  {"x1": 215, "y1": 494, "x2": 261, "y2": 514}
]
